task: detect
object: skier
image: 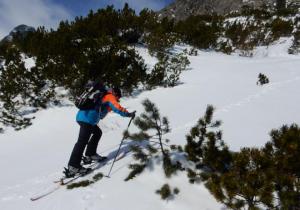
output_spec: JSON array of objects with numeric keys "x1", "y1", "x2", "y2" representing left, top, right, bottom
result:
[{"x1": 65, "y1": 84, "x2": 135, "y2": 177}]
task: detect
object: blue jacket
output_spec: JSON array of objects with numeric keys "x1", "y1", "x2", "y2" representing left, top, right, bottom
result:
[{"x1": 76, "y1": 91, "x2": 130, "y2": 125}]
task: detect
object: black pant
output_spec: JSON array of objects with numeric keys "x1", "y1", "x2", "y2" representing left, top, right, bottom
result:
[{"x1": 68, "y1": 122, "x2": 102, "y2": 168}]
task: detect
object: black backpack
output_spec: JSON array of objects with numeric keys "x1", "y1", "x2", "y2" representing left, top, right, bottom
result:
[{"x1": 75, "y1": 81, "x2": 107, "y2": 110}]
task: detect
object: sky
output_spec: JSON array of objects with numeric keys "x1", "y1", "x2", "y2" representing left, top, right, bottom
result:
[{"x1": 0, "y1": 0, "x2": 174, "y2": 39}]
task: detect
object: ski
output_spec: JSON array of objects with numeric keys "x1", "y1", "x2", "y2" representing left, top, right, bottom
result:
[
  {"x1": 30, "y1": 161, "x2": 103, "y2": 201},
  {"x1": 30, "y1": 150, "x2": 129, "y2": 201},
  {"x1": 56, "y1": 151, "x2": 128, "y2": 185},
  {"x1": 30, "y1": 185, "x2": 61, "y2": 201},
  {"x1": 55, "y1": 159, "x2": 107, "y2": 185}
]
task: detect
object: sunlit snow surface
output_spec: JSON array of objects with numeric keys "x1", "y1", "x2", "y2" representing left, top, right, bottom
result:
[{"x1": 1, "y1": 39, "x2": 300, "y2": 210}]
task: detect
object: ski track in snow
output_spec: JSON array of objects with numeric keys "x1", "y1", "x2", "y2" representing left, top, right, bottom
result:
[
  {"x1": 173, "y1": 75, "x2": 300, "y2": 132},
  {"x1": 0, "y1": 141, "x2": 158, "y2": 208}
]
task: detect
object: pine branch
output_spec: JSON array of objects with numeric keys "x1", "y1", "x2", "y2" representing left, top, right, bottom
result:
[{"x1": 124, "y1": 164, "x2": 147, "y2": 181}]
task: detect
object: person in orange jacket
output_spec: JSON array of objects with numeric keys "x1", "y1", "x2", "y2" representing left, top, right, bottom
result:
[{"x1": 65, "y1": 85, "x2": 135, "y2": 177}]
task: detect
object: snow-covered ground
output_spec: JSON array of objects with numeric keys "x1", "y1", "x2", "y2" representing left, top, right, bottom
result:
[{"x1": 1, "y1": 39, "x2": 300, "y2": 210}]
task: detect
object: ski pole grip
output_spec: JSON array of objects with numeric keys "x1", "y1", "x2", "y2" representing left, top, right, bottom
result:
[
  {"x1": 128, "y1": 114, "x2": 135, "y2": 128},
  {"x1": 131, "y1": 111, "x2": 136, "y2": 119}
]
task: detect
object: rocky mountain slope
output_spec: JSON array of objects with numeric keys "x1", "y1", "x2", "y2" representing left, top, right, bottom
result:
[
  {"x1": 159, "y1": 0, "x2": 278, "y2": 20},
  {"x1": 0, "y1": 24, "x2": 35, "y2": 44}
]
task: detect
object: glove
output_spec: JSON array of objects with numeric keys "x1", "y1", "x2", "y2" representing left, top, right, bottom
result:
[{"x1": 128, "y1": 111, "x2": 136, "y2": 119}]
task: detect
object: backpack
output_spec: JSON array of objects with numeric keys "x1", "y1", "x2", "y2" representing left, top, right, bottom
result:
[{"x1": 75, "y1": 81, "x2": 107, "y2": 110}]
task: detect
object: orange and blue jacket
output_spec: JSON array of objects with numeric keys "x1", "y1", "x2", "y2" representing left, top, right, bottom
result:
[{"x1": 76, "y1": 91, "x2": 129, "y2": 125}]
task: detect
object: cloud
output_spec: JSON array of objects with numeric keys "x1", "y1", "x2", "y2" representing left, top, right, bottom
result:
[{"x1": 0, "y1": 0, "x2": 71, "y2": 39}]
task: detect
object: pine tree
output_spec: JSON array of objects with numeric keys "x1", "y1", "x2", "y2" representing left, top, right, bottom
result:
[
  {"x1": 0, "y1": 47, "x2": 34, "y2": 130},
  {"x1": 125, "y1": 99, "x2": 182, "y2": 181},
  {"x1": 276, "y1": 0, "x2": 287, "y2": 12},
  {"x1": 144, "y1": 16, "x2": 177, "y2": 55},
  {"x1": 201, "y1": 123, "x2": 300, "y2": 209},
  {"x1": 185, "y1": 105, "x2": 231, "y2": 181},
  {"x1": 0, "y1": 47, "x2": 56, "y2": 130},
  {"x1": 257, "y1": 73, "x2": 270, "y2": 86},
  {"x1": 205, "y1": 148, "x2": 275, "y2": 209},
  {"x1": 156, "y1": 184, "x2": 179, "y2": 200},
  {"x1": 271, "y1": 18, "x2": 293, "y2": 39},
  {"x1": 165, "y1": 53, "x2": 190, "y2": 87},
  {"x1": 119, "y1": 3, "x2": 141, "y2": 44},
  {"x1": 175, "y1": 15, "x2": 221, "y2": 49},
  {"x1": 1, "y1": 5, "x2": 154, "y2": 130},
  {"x1": 138, "y1": 8, "x2": 157, "y2": 31},
  {"x1": 289, "y1": 29, "x2": 300, "y2": 55},
  {"x1": 146, "y1": 53, "x2": 190, "y2": 89},
  {"x1": 264, "y1": 124, "x2": 300, "y2": 209}
]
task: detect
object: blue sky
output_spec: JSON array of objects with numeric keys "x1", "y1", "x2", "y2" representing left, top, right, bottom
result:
[{"x1": 0, "y1": 0, "x2": 174, "y2": 39}]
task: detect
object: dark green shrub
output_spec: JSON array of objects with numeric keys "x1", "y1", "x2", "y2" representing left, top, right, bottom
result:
[
  {"x1": 257, "y1": 73, "x2": 270, "y2": 86},
  {"x1": 271, "y1": 18, "x2": 293, "y2": 38},
  {"x1": 156, "y1": 184, "x2": 172, "y2": 200},
  {"x1": 0, "y1": 5, "x2": 153, "y2": 130},
  {"x1": 146, "y1": 53, "x2": 190, "y2": 89},
  {"x1": 205, "y1": 148, "x2": 275, "y2": 209},
  {"x1": 185, "y1": 105, "x2": 232, "y2": 176},
  {"x1": 264, "y1": 124, "x2": 300, "y2": 209},
  {"x1": 175, "y1": 15, "x2": 222, "y2": 49},
  {"x1": 67, "y1": 180, "x2": 94, "y2": 189},
  {"x1": 173, "y1": 187, "x2": 180, "y2": 195},
  {"x1": 217, "y1": 41, "x2": 233, "y2": 54},
  {"x1": 276, "y1": 0, "x2": 287, "y2": 12},
  {"x1": 241, "y1": 5, "x2": 272, "y2": 19},
  {"x1": 0, "y1": 47, "x2": 54, "y2": 130},
  {"x1": 156, "y1": 184, "x2": 180, "y2": 200},
  {"x1": 144, "y1": 17, "x2": 177, "y2": 55},
  {"x1": 225, "y1": 22, "x2": 254, "y2": 48},
  {"x1": 289, "y1": 29, "x2": 300, "y2": 54},
  {"x1": 197, "y1": 123, "x2": 300, "y2": 209},
  {"x1": 125, "y1": 99, "x2": 182, "y2": 181},
  {"x1": 93, "y1": 173, "x2": 104, "y2": 182}
]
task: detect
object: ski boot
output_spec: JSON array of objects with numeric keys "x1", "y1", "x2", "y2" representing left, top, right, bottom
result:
[
  {"x1": 83, "y1": 153, "x2": 107, "y2": 165},
  {"x1": 63, "y1": 165, "x2": 91, "y2": 178}
]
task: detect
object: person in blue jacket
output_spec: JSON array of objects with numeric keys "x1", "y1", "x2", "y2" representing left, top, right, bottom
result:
[{"x1": 66, "y1": 85, "x2": 135, "y2": 177}]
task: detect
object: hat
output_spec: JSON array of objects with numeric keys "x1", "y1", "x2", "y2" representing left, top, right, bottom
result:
[{"x1": 112, "y1": 87, "x2": 122, "y2": 98}]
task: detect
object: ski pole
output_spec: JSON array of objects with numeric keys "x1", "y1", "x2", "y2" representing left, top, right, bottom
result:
[{"x1": 105, "y1": 114, "x2": 135, "y2": 178}]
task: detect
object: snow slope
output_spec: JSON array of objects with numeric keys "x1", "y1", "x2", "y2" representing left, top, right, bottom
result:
[{"x1": 1, "y1": 40, "x2": 300, "y2": 210}]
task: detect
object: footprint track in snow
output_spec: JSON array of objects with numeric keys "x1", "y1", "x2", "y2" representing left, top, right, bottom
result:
[{"x1": 173, "y1": 76, "x2": 300, "y2": 132}]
